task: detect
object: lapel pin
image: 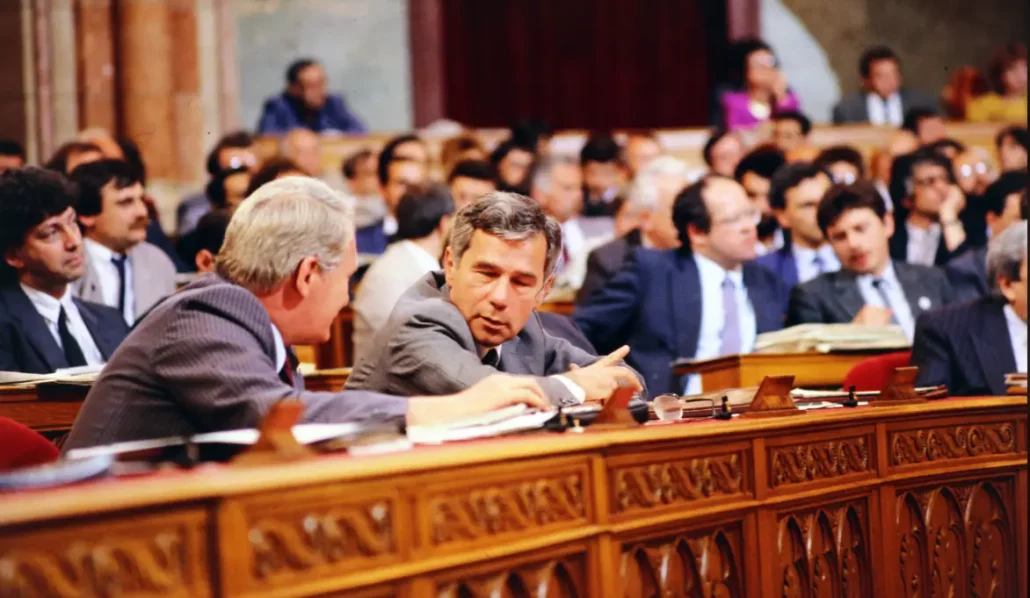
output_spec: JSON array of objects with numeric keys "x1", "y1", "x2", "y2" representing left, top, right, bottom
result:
[{"x1": 918, "y1": 296, "x2": 932, "y2": 310}]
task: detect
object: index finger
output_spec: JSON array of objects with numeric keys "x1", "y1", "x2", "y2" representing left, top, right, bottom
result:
[{"x1": 597, "y1": 345, "x2": 630, "y2": 367}]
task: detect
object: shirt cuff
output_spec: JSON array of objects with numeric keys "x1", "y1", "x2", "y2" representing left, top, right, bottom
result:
[{"x1": 551, "y1": 375, "x2": 586, "y2": 404}]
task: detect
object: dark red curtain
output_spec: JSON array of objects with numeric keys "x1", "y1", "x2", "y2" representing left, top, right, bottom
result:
[{"x1": 439, "y1": 0, "x2": 727, "y2": 130}]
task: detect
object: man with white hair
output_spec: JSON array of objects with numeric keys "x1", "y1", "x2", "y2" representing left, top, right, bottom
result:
[
  {"x1": 63, "y1": 177, "x2": 549, "y2": 451},
  {"x1": 530, "y1": 156, "x2": 587, "y2": 289},
  {"x1": 911, "y1": 221, "x2": 1027, "y2": 396},
  {"x1": 576, "y1": 156, "x2": 687, "y2": 303}
]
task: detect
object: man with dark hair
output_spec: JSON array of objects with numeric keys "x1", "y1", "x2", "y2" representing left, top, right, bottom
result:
[
  {"x1": 771, "y1": 111, "x2": 811, "y2": 153},
  {"x1": 734, "y1": 147, "x2": 787, "y2": 253},
  {"x1": 580, "y1": 134, "x2": 624, "y2": 216},
  {"x1": 177, "y1": 131, "x2": 257, "y2": 237},
  {"x1": 902, "y1": 107, "x2": 947, "y2": 145},
  {"x1": 702, "y1": 129, "x2": 744, "y2": 177},
  {"x1": 0, "y1": 139, "x2": 25, "y2": 172},
  {"x1": 946, "y1": 172, "x2": 1028, "y2": 300},
  {"x1": 69, "y1": 160, "x2": 177, "y2": 324},
  {"x1": 257, "y1": 58, "x2": 366, "y2": 135},
  {"x1": 997, "y1": 126, "x2": 1029, "y2": 172},
  {"x1": 574, "y1": 176, "x2": 788, "y2": 395},
  {"x1": 348, "y1": 191, "x2": 643, "y2": 405},
  {"x1": 0, "y1": 168, "x2": 128, "y2": 373},
  {"x1": 889, "y1": 149, "x2": 970, "y2": 266},
  {"x1": 355, "y1": 134, "x2": 429, "y2": 255},
  {"x1": 510, "y1": 119, "x2": 552, "y2": 157},
  {"x1": 757, "y1": 163, "x2": 839, "y2": 288},
  {"x1": 833, "y1": 46, "x2": 936, "y2": 126},
  {"x1": 927, "y1": 138, "x2": 966, "y2": 160},
  {"x1": 490, "y1": 139, "x2": 535, "y2": 194},
  {"x1": 44, "y1": 141, "x2": 103, "y2": 175},
  {"x1": 190, "y1": 209, "x2": 231, "y2": 274},
  {"x1": 788, "y1": 182, "x2": 953, "y2": 341},
  {"x1": 342, "y1": 148, "x2": 378, "y2": 197},
  {"x1": 352, "y1": 184, "x2": 455, "y2": 361},
  {"x1": 448, "y1": 159, "x2": 497, "y2": 211},
  {"x1": 814, "y1": 145, "x2": 866, "y2": 185},
  {"x1": 623, "y1": 131, "x2": 662, "y2": 179}
]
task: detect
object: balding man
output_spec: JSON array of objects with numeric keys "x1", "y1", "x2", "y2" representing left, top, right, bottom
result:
[
  {"x1": 281, "y1": 128, "x2": 322, "y2": 177},
  {"x1": 63, "y1": 178, "x2": 549, "y2": 451}
]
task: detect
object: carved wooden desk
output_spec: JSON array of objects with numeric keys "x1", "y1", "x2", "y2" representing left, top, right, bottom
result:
[
  {"x1": 674, "y1": 350, "x2": 894, "y2": 392},
  {"x1": 1, "y1": 397, "x2": 1025, "y2": 598},
  {"x1": 0, "y1": 383, "x2": 88, "y2": 436}
]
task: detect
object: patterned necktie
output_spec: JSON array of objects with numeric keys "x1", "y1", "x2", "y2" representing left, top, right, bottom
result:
[
  {"x1": 720, "y1": 277, "x2": 741, "y2": 356},
  {"x1": 58, "y1": 306, "x2": 87, "y2": 367},
  {"x1": 279, "y1": 347, "x2": 298, "y2": 388},
  {"x1": 872, "y1": 279, "x2": 900, "y2": 325},
  {"x1": 111, "y1": 255, "x2": 128, "y2": 316}
]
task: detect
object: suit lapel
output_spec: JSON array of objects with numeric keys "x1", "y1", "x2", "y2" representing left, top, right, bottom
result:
[
  {"x1": 1, "y1": 286, "x2": 66, "y2": 370},
  {"x1": 744, "y1": 265, "x2": 779, "y2": 332},
  {"x1": 76, "y1": 299, "x2": 116, "y2": 359},
  {"x1": 670, "y1": 253, "x2": 703, "y2": 357},
  {"x1": 831, "y1": 271, "x2": 866, "y2": 321},
  {"x1": 75, "y1": 254, "x2": 104, "y2": 304},
  {"x1": 782, "y1": 249, "x2": 799, "y2": 289},
  {"x1": 894, "y1": 263, "x2": 938, "y2": 319},
  {"x1": 130, "y1": 245, "x2": 149, "y2": 318},
  {"x1": 969, "y1": 300, "x2": 1017, "y2": 395}
]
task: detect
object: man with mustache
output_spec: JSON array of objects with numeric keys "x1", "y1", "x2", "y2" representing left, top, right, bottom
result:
[
  {"x1": 0, "y1": 168, "x2": 128, "y2": 373},
  {"x1": 70, "y1": 159, "x2": 177, "y2": 325},
  {"x1": 347, "y1": 191, "x2": 643, "y2": 406}
]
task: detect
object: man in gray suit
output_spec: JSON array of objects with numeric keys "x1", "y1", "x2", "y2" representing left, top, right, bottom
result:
[
  {"x1": 788, "y1": 182, "x2": 954, "y2": 342},
  {"x1": 832, "y1": 46, "x2": 936, "y2": 126},
  {"x1": 63, "y1": 178, "x2": 550, "y2": 451},
  {"x1": 69, "y1": 159, "x2": 177, "y2": 325},
  {"x1": 347, "y1": 192, "x2": 643, "y2": 406}
]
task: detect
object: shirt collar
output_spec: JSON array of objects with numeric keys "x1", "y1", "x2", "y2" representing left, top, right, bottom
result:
[
  {"x1": 693, "y1": 252, "x2": 744, "y2": 286},
  {"x1": 858, "y1": 259, "x2": 899, "y2": 286},
  {"x1": 270, "y1": 323, "x2": 286, "y2": 372},
  {"x1": 906, "y1": 220, "x2": 941, "y2": 237},
  {"x1": 84, "y1": 238, "x2": 125, "y2": 263},
  {"x1": 383, "y1": 214, "x2": 398, "y2": 236},
  {"x1": 20, "y1": 283, "x2": 74, "y2": 323},
  {"x1": 1003, "y1": 304, "x2": 1027, "y2": 339}
]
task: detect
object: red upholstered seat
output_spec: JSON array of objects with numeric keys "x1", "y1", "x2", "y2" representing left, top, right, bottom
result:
[
  {"x1": 0, "y1": 417, "x2": 59, "y2": 472},
  {"x1": 842, "y1": 351, "x2": 913, "y2": 392}
]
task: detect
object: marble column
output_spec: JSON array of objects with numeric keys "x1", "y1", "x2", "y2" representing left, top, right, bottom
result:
[
  {"x1": 170, "y1": 0, "x2": 204, "y2": 183},
  {"x1": 75, "y1": 0, "x2": 116, "y2": 132}
]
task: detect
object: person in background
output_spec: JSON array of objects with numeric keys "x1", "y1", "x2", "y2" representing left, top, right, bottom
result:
[
  {"x1": 952, "y1": 147, "x2": 995, "y2": 198},
  {"x1": 352, "y1": 184, "x2": 454, "y2": 362},
  {"x1": 176, "y1": 165, "x2": 251, "y2": 270},
  {"x1": 280, "y1": 128, "x2": 322, "y2": 177},
  {"x1": 702, "y1": 129, "x2": 745, "y2": 177},
  {"x1": 511, "y1": 119, "x2": 552, "y2": 157},
  {"x1": 947, "y1": 179, "x2": 1027, "y2": 301},
  {"x1": 355, "y1": 144, "x2": 428, "y2": 255},
  {"x1": 814, "y1": 145, "x2": 866, "y2": 185},
  {"x1": 257, "y1": 58, "x2": 366, "y2": 135},
  {"x1": 868, "y1": 146, "x2": 896, "y2": 211},
  {"x1": 941, "y1": 66, "x2": 990, "y2": 120},
  {"x1": 245, "y1": 157, "x2": 307, "y2": 197},
  {"x1": 623, "y1": 132, "x2": 662, "y2": 179},
  {"x1": 912, "y1": 222, "x2": 1027, "y2": 396},
  {"x1": 530, "y1": 157, "x2": 587, "y2": 289},
  {"x1": 0, "y1": 139, "x2": 25, "y2": 172},
  {"x1": 757, "y1": 162, "x2": 840, "y2": 288},
  {"x1": 342, "y1": 149, "x2": 379, "y2": 197},
  {"x1": 177, "y1": 132, "x2": 257, "y2": 237},
  {"x1": 734, "y1": 146, "x2": 787, "y2": 253},
  {"x1": 902, "y1": 108, "x2": 948, "y2": 146},
  {"x1": 490, "y1": 139, "x2": 535, "y2": 195},
  {"x1": 720, "y1": 39, "x2": 800, "y2": 130},
  {"x1": 68, "y1": 160, "x2": 177, "y2": 325},
  {"x1": 448, "y1": 160, "x2": 497, "y2": 212},
  {"x1": 889, "y1": 149, "x2": 971, "y2": 267},
  {"x1": 190, "y1": 209, "x2": 231, "y2": 274},
  {"x1": 44, "y1": 141, "x2": 103, "y2": 175},
  {"x1": 788, "y1": 182, "x2": 953, "y2": 341},
  {"x1": 927, "y1": 138, "x2": 966, "y2": 161},
  {"x1": 967, "y1": 42, "x2": 1028, "y2": 124},
  {"x1": 996, "y1": 126, "x2": 1029, "y2": 172},
  {"x1": 771, "y1": 111, "x2": 812, "y2": 153},
  {"x1": 440, "y1": 134, "x2": 486, "y2": 175},
  {"x1": 0, "y1": 168, "x2": 128, "y2": 374},
  {"x1": 579, "y1": 134, "x2": 624, "y2": 216},
  {"x1": 833, "y1": 46, "x2": 937, "y2": 126},
  {"x1": 381, "y1": 133, "x2": 430, "y2": 167}
]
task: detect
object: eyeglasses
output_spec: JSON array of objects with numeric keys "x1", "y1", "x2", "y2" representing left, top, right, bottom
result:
[
  {"x1": 958, "y1": 163, "x2": 989, "y2": 177},
  {"x1": 833, "y1": 172, "x2": 857, "y2": 185},
  {"x1": 226, "y1": 155, "x2": 256, "y2": 170}
]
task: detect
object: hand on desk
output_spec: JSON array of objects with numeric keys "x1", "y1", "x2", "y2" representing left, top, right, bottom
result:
[
  {"x1": 852, "y1": 305, "x2": 893, "y2": 326},
  {"x1": 564, "y1": 345, "x2": 643, "y2": 402},
  {"x1": 406, "y1": 375, "x2": 549, "y2": 426}
]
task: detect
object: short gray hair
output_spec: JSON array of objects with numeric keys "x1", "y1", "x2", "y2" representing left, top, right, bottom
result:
[
  {"x1": 626, "y1": 156, "x2": 688, "y2": 212},
  {"x1": 531, "y1": 156, "x2": 579, "y2": 194},
  {"x1": 449, "y1": 191, "x2": 563, "y2": 277},
  {"x1": 987, "y1": 221, "x2": 1027, "y2": 293},
  {"x1": 216, "y1": 176, "x2": 354, "y2": 293}
]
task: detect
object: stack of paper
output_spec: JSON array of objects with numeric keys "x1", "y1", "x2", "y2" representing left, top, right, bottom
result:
[
  {"x1": 755, "y1": 324, "x2": 910, "y2": 353},
  {"x1": 1005, "y1": 373, "x2": 1027, "y2": 388},
  {"x1": 406, "y1": 404, "x2": 557, "y2": 444},
  {"x1": 0, "y1": 365, "x2": 103, "y2": 387}
]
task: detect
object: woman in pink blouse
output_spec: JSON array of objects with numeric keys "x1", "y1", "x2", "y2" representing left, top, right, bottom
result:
[{"x1": 720, "y1": 39, "x2": 801, "y2": 130}]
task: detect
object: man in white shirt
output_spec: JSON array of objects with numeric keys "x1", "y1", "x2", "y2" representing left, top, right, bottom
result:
[
  {"x1": 70, "y1": 159, "x2": 177, "y2": 325},
  {"x1": 530, "y1": 156, "x2": 590, "y2": 290},
  {"x1": 832, "y1": 46, "x2": 937, "y2": 126},
  {"x1": 354, "y1": 145, "x2": 427, "y2": 255},
  {"x1": 352, "y1": 184, "x2": 454, "y2": 361},
  {"x1": 889, "y1": 149, "x2": 971, "y2": 267},
  {"x1": 0, "y1": 167, "x2": 128, "y2": 373}
]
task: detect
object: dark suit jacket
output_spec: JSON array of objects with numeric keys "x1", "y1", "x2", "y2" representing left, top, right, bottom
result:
[
  {"x1": 355, "y1": 222, "x2": 389, "y2": 255},
  {"x1": 573, "y1": 249, "x2": 789, "y2": 396},
  {"x1": 911, "y1": 296, "x2": 1017, "y2": 396},
  {"x1": 0, "y1": 283, "x2": 127, "y2": 374},
  {"x1": 888, "y1": 220, "x2": 968, "y2": 267},
  {"x1": 63, "y1": 274, "x2": 407, "y2": 451},
  {"x1": 831, "y1": 89, "x2": 937, "y2": 124},
  {"x1": 787, "y1": 262, "x2": 954, "y2": 326},
  {"x1": 576, "y1": 229, "x2": 642, "y2": 304},
  {"x1": 755, "y1": 245, "x2": 800, "y2": 290},
  {"x1": 256, "y1": 92, "x2": 367, "y2": 135},
  {"x1": 945, "y1": 246, "x2": 989, "y2": 302}
]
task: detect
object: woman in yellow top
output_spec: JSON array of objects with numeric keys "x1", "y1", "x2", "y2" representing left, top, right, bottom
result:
[{"x1": 967, "y1": 42, "x2": 1027, "y2": 124}]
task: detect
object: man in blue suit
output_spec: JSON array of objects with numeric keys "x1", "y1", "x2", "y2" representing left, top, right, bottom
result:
[
  {"x1": 757, "y1": 162, "x2": 840, "y2": 289},
  {"x1": 0, "y1": 168, "x2": 128, "y2": 373},
  {"x1": 573, "y1": 175, "x2": 789, "y2": 396},
  {"x1": 257, "y1": 59, "x2": 367, "y2": 135}
]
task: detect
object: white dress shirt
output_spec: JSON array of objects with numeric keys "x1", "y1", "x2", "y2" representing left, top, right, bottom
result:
[
  {"x1": 84, "y1": 238, "x2": 134, "y2": 325},
  {"x1": 1003, "y1": 305, "x2": 1027, "y2": 374},
  {"x1": 383, "y1": 214, "x2": 398, "y2": 237},
  {"x1": 874, "y1": 180, "x2": 895, "y2": 212},
  {"x1": 856, "y1": 261, "x2": 917, "y2": 341},
  {"x1": 792, "y1": 244, "x2": 841, "y2": 285},
  {"x1": 905, "y1": 222, "x2": 942, "y2": 267},
  {"x1": 866, "y1": 92, "x2": 904, "y2": 127},
  {"x1": 20, "y1": 283, "x2": 105, "y2": 366},
  {"x1": 479, "y1": 345, "x2": 586, "y2": 404},
  {"x1": 270, "y1": 324, "x2": 286, "y2": 373},
  {"x1": 685, "y1": 254, "x2": 757, "y2": 395}
]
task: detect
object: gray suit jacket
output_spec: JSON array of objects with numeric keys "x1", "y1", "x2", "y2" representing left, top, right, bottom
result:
[
  {"x1": 74, "y1": 241, "x2": 178, "y2": 322},
  {"x1": 831, "y1": 89, "x2": 937, "y2": 124},
  {"x1": 346, "y1": 272, "x2": 644, "y2": 406},
  {"x1": 63, "y1": 274, "x2": 407, "y2": 451},
  {"x1": 787, "y1": 262, "x2": 954, "y2": 326}
]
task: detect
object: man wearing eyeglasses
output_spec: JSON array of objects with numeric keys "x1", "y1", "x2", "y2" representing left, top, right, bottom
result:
[{"x1": 574, "y1": 175, "x2": 789, "y2": 396}]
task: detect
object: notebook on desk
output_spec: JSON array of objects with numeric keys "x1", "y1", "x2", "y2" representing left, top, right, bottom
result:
[{"x1": 753, "y1": 323, "x2": 910, "y2": 353}]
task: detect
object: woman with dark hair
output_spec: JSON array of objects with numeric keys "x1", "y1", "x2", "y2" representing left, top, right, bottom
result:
[
  {"x1": 967, "y1": 42, "x2": 1028, "y2": 124},
  {"x1": 719, "y1": 39, "x2": 801, "y2": 130}
]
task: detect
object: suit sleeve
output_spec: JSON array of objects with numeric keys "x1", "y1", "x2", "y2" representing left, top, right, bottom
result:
[
  {"x1": 334, "y1": 96, "x2": 367, "y2": 134},
  {"x1": 0, "y1": 317, "x2": 21, "y2": 372},
  {"x1": 572, "y1": 251, "x2": 644, "y2": 353},
  {"x1": 539, "y1": 318, "x2": 648, "y2": 398},
  {"x1": 575, "y1": 248, "x2": 611, "y2": 305},
  {"x1": 787, "y1": 283, "x2": 826, "y2": 326},
  {"x1": 910, "y1": 312, "x2": 955, "y2": 390},
  {"x1": 256, "y1": 99, "x2": 288, "y2": 135},
  {"x1": 154, "y1": 307, "x2": 407, "y2": 430}
]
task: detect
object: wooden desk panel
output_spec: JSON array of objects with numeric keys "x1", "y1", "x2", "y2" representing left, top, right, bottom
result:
[
  {"x1": 1, "y1": 397, "x2": 1024, "y2": 597},
  {"x1": 0, "y1": 384, "x2": 87, "y2": 434},
  {"x1": 674, "y1": 350, "x2": 890, "y2": 392}
]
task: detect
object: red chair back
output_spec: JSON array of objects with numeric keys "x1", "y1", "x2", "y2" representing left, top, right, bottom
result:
[
  {"x1": 843, "y1": 351, "x2": 913, "y2": 392},
  {"x1": 0, "y1": 417, "x2": 59, "y2": 472}
]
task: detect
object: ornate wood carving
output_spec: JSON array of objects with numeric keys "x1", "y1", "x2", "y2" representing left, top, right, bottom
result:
[
  {"x1": 890, "y1": 423, "x2": 1016, "y2": 466},
  {"x1": 611, "y1": 452, "x2": 745, "y2": 514},
  {"x1": 428, "y1": 473, "x2": 586, "y2": 546},
  {"x1": 776, "y1": 500, "x2": 871, "y2": 597},
  {"x1": 895, "y1": 480, "x2": 1014, "y2": 598},
  {"x1": 620, "y1": 523, "x2": 745, "y2": 597},
  {"x1": 248, "y1": 501, "x2": 393, "y2": 580},
  {"x1": 436, "y1": 556, "x2": 586, "y2": 598},
  {"x1": 770, "y1": 436, "x2": 870, "y2": 488}
]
